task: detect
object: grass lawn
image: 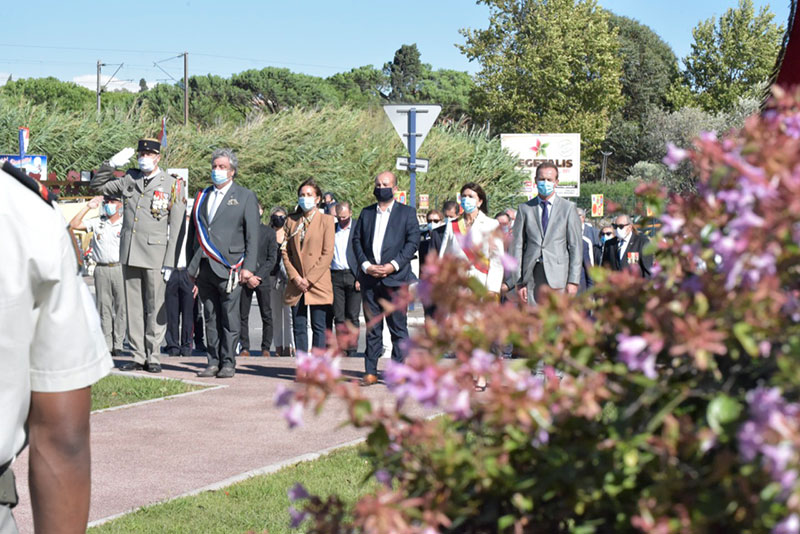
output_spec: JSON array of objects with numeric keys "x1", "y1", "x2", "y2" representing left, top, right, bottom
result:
[
  {"x1": 91, "y1": 374, "x2": 208, "y2": 411},
  {"x1": 87, "y1": 445, "x2": 376, "y2": 534}
]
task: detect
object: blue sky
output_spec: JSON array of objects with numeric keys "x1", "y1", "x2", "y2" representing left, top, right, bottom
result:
[{"x1": 0, "y1": 1, "x2": 789, "y2": 91}]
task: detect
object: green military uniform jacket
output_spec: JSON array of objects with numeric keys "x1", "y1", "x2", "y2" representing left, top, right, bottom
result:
[{"x1": 91, "y1": 163, "x2": 186, "y2": 270}]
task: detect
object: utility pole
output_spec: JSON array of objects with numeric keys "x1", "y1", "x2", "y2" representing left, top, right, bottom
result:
[
  {"x1": 183, "y1": 52, "x2": 188, "y2": 125},
  {"x1": 600, "y1": 149, "x2": 613, "y2": 182},
  {"x1": 96, "y1": 60, "x2": 102, "y2": 120}
]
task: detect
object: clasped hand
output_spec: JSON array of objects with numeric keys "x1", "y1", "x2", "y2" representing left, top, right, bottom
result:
[{"x1": 366, "y1": 263, "x2": 395, "y2": 278}]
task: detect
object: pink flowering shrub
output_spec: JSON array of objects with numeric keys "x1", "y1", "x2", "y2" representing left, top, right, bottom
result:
[{"x1": 281, "y1": 86, "x2": 800, "y2": 533}]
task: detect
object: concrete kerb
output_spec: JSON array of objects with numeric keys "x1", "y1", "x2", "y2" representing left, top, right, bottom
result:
[
  {"x1": 86, "y1": 436, "x2": 367, "y2": 528},
  {"x1": 92, "y1": 370, "x2": 227, "y2": 415}
]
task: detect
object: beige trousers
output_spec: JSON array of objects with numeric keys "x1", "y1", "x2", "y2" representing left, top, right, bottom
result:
[{"x1": 124, "y1": 265, "x2": 167, "y2": 364}]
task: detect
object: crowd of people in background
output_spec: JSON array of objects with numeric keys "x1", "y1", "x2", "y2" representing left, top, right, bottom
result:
[{"x1": 74, "y1": 137, "x2": 654, "y2": 384}]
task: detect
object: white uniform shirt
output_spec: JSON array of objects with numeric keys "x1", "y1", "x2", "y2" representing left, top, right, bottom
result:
[
  {"x1": 84, "y1": 215, "x2": 123, "y2": 264},
  {"x1": 1, "y1": 171, "x2": 113, "y2": 468},
  {"x1": 331, "y1": 222, "x2": 351, "y2": 271},
  {"x1": 618, "y1": 231, "x2": 633, "y2": 260}
]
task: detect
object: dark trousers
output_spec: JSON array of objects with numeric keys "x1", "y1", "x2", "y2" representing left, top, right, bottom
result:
[
  {"x1": 331, "y1": 269, "x2": 361, "y2": 354},
  {"x1": 165, "y1": 268, "x2": 195, "y2": 352},
  {"x1": 239, "y1": 277, "x2": 273, "y2": 352},
  {"x1": 361, "y1": 282, "x2": 408, "y2": 376},
  {"x1": 193, "y1": 298, "x2": 205, "y2": 349},
  {"x1": 292, "y1": 295, "x2": 331, "y2": 353},
  {"x1": 196, "y1": 260, "x2": 242, "y2": 369}
]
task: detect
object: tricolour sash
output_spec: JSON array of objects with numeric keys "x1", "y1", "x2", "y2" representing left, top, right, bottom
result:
[
  {"x1": 193, "y1": 187, "x2": 245, "y2": 292},
  {"x1": 452, "y1": 218, "x2": 489, "y2": 275}
]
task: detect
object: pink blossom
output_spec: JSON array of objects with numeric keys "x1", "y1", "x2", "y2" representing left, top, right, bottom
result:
[
  {"x1": 660, "y1": 214, "x2": 684, "y2": 235},
  {"x1": 289, "y1": 506, "x2": 308, "y2": 528},
  {"x1": 774, "y1": 514, "x2": 800, "y2": 534},
  {"x1": 699, "y1": 130, "x2": 718, "y2": 142},
  {"x1": 288, "y1": 482, "x2": 310, "y2": 502},
  {"x1": 470, "y1": 348, "x2": 495, "y2": 374},
  {"x1": 274, "y1": 384, "x2": 294, "y2": 407},
  {"x1": 448, "y1": 390, "x2": 473, "y2": 420},
  {"x1": 375, "y1": 469, "x2": 392, "y2": 487},
  {"x1": 616, "y1": 334, "x2": 657, "y2": 379},
  {"x1": 501, "y1": 253, "x2": 519, "y2": 271},
  {"x1": 283, "y1": 401, "x2": 304, "y2": 429},
  {"x1": 663, "y1": 143, "x2": 688, "y2": 170}
]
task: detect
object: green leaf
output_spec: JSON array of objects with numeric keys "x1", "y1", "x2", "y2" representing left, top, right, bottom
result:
[
  {"x1": 498, "y1": 514, "x2": 516, "y2": 530},
  {"x1": 732, "y1": 321, "x2": 759, "y2": 357},
  {"x1": 707, "y1": 394, "x2": 742, "y2": 433}
]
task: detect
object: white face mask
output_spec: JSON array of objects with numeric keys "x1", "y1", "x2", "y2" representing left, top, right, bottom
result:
[
  {"x1": 615, "y1": 227, "x2": 628, "y2": 240},
  {"x1": 138, "y1": 156, "x2": 156, "y2": 173},
  {"x1": 211, "y1": 169, "x2": 229, "y2": 185}
]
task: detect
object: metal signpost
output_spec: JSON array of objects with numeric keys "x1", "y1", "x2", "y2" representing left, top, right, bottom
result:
[{"x1": 383, "y1": 104, "x2": 441, "y2": 208}]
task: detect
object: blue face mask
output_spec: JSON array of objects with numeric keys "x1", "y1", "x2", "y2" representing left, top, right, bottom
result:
[
  {"x1": 211, "y1": 169, "x2": 229, "y2": 185},
  {"x1": 103, "y1": 203, "x2": 117, "y2": 216},
  {"x1": 537, "y1": 180, "x2": 554, "y2": 197},
  {"x1": 461, "y1": 197, "x2": 478, "y2": 214},
  {"x1": 298, "y1": 196, "x2": 317, "y2": 212}
]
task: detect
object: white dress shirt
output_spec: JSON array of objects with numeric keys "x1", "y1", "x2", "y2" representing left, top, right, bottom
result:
[
  {"x1": 207, "y1": 180, "x2": 233, "y2": 221},
  {"x1": 361, "y1": 201, "x2": 400, "y2": 273},
  {"x1": 331, "y1": 222, "x2": 351, "y2": 271},
  {"x1": 618, "y1": 231, "x2": 632, "y2": 260}
]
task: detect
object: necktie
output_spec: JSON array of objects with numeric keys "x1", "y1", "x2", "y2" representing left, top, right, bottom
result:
[
  {"x1": 208, "y1": 191, "x2": 222, "y2": 221},
  {"x1": 618, "y1": 239, "x2": 625, "y2": 261},
  {"x1": 541, "y1": 200, "x2": 549, "y2": 235}
]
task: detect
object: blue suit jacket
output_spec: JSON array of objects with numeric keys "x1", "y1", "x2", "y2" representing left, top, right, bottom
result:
[{"x1": 352, "y1": 202, "x2": 420, "y2": 287}]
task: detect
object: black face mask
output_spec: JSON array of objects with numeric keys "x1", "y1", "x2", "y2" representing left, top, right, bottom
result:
[
  {"x1": 373, "y1": 186, "x2": 394, "y2": 202},
  {"x1": 337, "y1": 217, "x2": 351, "y2": 228},
  {"x1": 271, "y1": 214, "x2": 286, "y2": 228}
]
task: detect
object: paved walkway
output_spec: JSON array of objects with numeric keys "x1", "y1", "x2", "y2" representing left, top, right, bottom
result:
[{"x1": 11, "y1": 355, "x2": 420, "y2": 533}]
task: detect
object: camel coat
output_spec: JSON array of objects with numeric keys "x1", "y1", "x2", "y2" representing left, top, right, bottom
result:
[{"x1": 282, "y1": 209, "x2": 335, "y2": 306}]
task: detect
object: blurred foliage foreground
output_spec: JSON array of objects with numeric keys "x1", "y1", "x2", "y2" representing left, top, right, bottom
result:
[{"x1": 275, "y1": 87, "x2": 800, "y2": 534}]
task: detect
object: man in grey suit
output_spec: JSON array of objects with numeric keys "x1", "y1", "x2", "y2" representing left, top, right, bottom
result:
[
  {"x1": 187, "y1": 148, "x2": 260, "y2": 378},
  {"x1": 91, "y1": 138, "x2": 186, "y2": 372},
  {"x1": 510, "y1": 162, "x2": 583, "y2": 305}
]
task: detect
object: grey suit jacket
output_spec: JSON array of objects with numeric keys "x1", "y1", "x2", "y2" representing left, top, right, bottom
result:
[
  {"x1": 510, "y1": 194, "x2": 583, "y2": 289},
  {"x1": 186, "y1": 182, "x2": 260, "y2": 279},
  {"x1": 91, "y1": 164, "x2": 186, "y2": 270}
]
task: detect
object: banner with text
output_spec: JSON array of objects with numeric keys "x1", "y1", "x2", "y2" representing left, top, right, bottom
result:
[{"x1": 501, "y1": 133, "x2": 581, "y2": 198}]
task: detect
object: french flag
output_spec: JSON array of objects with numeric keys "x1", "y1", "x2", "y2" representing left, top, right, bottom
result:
[{"x1": 158, "y1": 117, "x2": 167, "y2": 149}]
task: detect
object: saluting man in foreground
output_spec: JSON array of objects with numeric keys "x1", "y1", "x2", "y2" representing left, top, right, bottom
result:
[{"x1": 91, "y1": 138, "x2": 186, "y2": 373}]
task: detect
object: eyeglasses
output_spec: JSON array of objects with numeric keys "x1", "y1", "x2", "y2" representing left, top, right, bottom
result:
[
  {"x1": 601, "y1": 231, "x2": 613, "y2": 236},
  {"x1": 612, "y1": 223, "x2": 629, "y2": 229}
]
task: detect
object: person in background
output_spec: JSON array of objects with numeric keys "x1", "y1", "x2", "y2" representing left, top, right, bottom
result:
[
  {"x1": 69, "y1": 193, "x2": 126, "y2": 356},
  {"x1": 420, "y1": 209, "x2": 446, "y2": 320},
  {"x1": 439, "y1": 182, "x2": 504, "y2": 390},
  {"x1": 329, "y1": 202, "x2": 361, "y2": 357},
  {"x1": 598, "y1": 224, "x2": 614, "y2": 266},
  {"x1": 442, "y1": 200, "x2": 459, "y2": 220},
  {"x1": 239, "y1": 203, "x2": 277, "y2": 357},
  {"x1": 322, "y1": 192, "x2": 337, "y2": 215},
  {"x1": 282, "y1": 179, "x2": 335, "y2": 353},
  {"x1": 1, "y1": 162, "x2": 113, "y2": 534},
  {"x1": 163, "y1": 199, "x2": 195, "y2": 356},
  {"x1": 600, "y1": 214, "x2": 653, "y2": 278},
  {"x1": 495, "y1": 211, "x2": 512, "y2": 234},
  {"x1": 578, "y1": 207, "x2": 599, "y2": 247},
  {"x1": 504, "y1": 207, "x2": 517, "y2": 226},
  {"x1": 269, "y1": 207, "x2": 295, "y2": 357},
  {"x1": 351, "y1": 171, "x2": 420, "y2": 386}
]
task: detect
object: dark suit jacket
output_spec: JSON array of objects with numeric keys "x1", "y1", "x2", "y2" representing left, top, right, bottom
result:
[
  {"x1": 601, "y1": 232, "x2": 653, "y2": 278},
  {"x1": 352, "y1": 202, "x2": 420, "y2": 288},
  {"x1": 253, "y1": 223, "x2": 277, "y2": 281},
  {"x1": 186, "y1": 182, "x2": 261, "y2": 279},
  {"x1": 419, "y1": 224, "x2": 445, "y2": 265}
]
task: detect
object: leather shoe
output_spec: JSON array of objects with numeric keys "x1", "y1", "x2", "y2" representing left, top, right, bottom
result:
[
  {"x1": 118, "y1": 362, "x2": 145, "y2": 371},
  {"x1": 197, "y1": 365, "x2": 219, "y2": 378},
  {"x1": 240, "y1": 349, "x2": 251, "y2": 357},
  {"x1": 216, "y1": 366, "x2": 235, "y2": 378},
  {"x1": 360, "y1": 374, "x2": 378, "y2": 387},
  {"x1": 146, "y1": 363, "x2": 162, "y2": 373},
  {"x1": 180, "y1": 347, "x2": 192, "y2": 357}
]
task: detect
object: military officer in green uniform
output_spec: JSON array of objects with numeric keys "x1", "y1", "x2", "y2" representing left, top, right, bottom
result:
[{"x1": 91, "y1": 138, "x2": 186, "y2": 373}]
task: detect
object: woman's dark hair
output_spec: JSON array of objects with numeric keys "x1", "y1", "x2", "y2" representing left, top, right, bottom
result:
[
  {"x1": 294, "y1": 178, "x2": 323, "y2": 214},
  {"x1": 460, "y1": 182, "x2": 489, "y2": 215}
]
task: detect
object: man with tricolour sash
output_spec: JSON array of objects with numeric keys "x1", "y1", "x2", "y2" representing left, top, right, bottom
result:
[{"x1": 187, "y1": 148, "x2": 260, "y2": 379}]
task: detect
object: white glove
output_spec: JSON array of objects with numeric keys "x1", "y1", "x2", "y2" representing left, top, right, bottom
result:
[
  {"x1": 162, "y1": 267, "x2": 173, "y2": 282},
  {"x1": 109, "y1": 147, "x2": 135, "y2": 168}
]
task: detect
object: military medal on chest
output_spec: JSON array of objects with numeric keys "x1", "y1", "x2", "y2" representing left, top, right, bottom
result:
[{"x1": 151, "y1": 187, "x2": 169, "y2": 218}]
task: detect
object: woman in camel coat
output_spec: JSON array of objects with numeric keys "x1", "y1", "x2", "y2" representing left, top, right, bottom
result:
[{"x1": 282, "y1": 178, "x2": 335, "y2": 352}]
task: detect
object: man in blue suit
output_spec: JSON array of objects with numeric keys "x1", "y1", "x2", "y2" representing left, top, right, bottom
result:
[{"x1": 352, "y1": 171, "x2": 420, "y2": 386}]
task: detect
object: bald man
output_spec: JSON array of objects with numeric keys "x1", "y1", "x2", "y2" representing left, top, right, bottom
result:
[{"x1": 351, "y1": 171, "x2": 420, "y2": 386}]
